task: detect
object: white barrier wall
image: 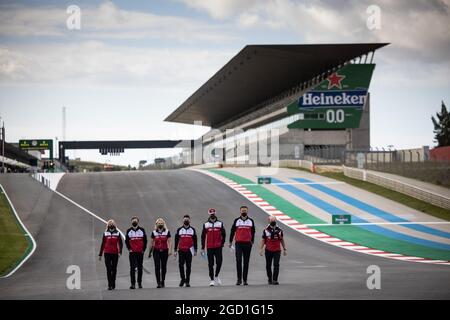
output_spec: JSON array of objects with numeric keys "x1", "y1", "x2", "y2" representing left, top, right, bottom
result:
[
  {"x1": 271, "y1": 159, "x2": 315, "y2": 172},
  {"x1": 31, "y1": 172, "x2": 65, "y2": 191}
]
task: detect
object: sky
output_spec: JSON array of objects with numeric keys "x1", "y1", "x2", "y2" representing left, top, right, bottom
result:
[{"x1": 0, "y1": 0, "x2": 449, "y2": 166}]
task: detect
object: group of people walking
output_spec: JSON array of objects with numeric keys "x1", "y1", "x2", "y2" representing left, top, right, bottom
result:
[{"x1": 98, "y1": 206, "x2": 287, "y2": 290}]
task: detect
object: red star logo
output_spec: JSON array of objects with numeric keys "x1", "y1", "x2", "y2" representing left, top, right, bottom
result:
[{"x1": 327, "y1": 72, "x2": 346, "y2": 89}]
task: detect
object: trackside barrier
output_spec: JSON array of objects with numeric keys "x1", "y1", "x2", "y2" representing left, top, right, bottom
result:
[
  {"x1": 31, "y1": 173, "x2": 51, "y2": 189},
  {"x1": 271, "y1": 159, "x2": 315, "y2": 172},
  {"x1": 343, "y1": 166, "x2": 450, "y2": 210}
]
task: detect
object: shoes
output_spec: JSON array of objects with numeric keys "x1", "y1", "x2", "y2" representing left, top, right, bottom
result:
[
  {"x1": 268, "y1": 280, "x2": 273, "y2": 285},
  {"x1": 161, "y1": 281, "x2": 165, "y2": 288},
  {"x1": 244, "y1": 282, "x2": 249, "y2": 286},
  {"x1": 130, "y1": 285, "x2": 135, "y2": 290},
  {"x1": 108, "y1": 286, "x2": 112, "y2": 291},
  {"x1": 179, "y1": 279, "x2": 186, "y2": 287},
  {"x1": 209, "y1": 280, "x2": 215, "y2": 287},
  {"x1": 272, "y1": 281, "x2": 279, "y2": 285},
  {"x1": 157, "y1": 284, "x2": 161, "y2": 289},
  {"x1": 138, "y1": 283, "x2": 143, "y2": 289},
  {"x1": 214, "y1": 277, "x2": 222, "y2": 286},
  {"x1": 186, "y1": 282, "x2": 191, "y2": 288},
  {"x1": 236, "y1": 280, "x2": 242, "y2": 286}
]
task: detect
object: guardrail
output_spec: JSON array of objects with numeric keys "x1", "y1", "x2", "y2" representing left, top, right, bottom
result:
[
  {"x1": 30, "y1": 173, "x2": 51, "y2": 189},
  {"x1": 271, "y1": 159, "x2": 315, "y2": 172},
  {"x1": 343, "y1": 166, "x2": 450, "y2": 210}
]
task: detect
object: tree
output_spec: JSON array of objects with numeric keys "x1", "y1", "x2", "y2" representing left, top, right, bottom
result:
[{"x1": 432, "y1": 101, "x2": 450, "y2": 147}]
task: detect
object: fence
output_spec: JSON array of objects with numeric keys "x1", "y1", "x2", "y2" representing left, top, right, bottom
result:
[
  {"x1": 303, "y1": 145, "x2": 345, "y2": 165},
  {"x1": 30, "y1": 172, "x2": 51, "y2": 188},
  {"x1": 343, "y1": 166, "x2": 450, "y2": 210},
  {"x1": 343, "y1": 148, "x2": 450, "y2": 188}
]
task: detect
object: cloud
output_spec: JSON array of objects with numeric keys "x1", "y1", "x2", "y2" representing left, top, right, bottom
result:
[
  {"x1": 0, "y1": 41, "x2": 234, "y2": 88},
  {"x1": 0, "y1": 1, "x2": 448, "y2": 89},
  {"x1": 178, "y1": 0, "x2": 450, "y2": 87},
  {"x1": 0, "y1": 1, "x2": 238, "y2": 43},
  {"x1": 177, "y1": 0, "x2": 259, "y2": 19},
  {"x1": 178, "y1": 0, "x2": 450, "y2": 63},
  {"x1": 0, "y1": 2, "x2": 238, "y2": 88}
]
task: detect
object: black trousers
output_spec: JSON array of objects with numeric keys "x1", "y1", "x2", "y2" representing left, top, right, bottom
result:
[
  {"x1": 265, "y1": 250, "x2": 281, "y2": 282},
  {"x1": 129, "y1": 252, "x2": 144, "y2": 285},
  {"x1": 178, "y1": 251, "x2": 192, "y2": 283},
  {"x1": 153, "y1": 250, "x2": 169, "y2": 284},
  {"x1": 104, "y1": 253, "x2": 119, "y2": 288},
  {"x1": 207, "y1": 247, "x2": 223, "y2": 280},
  {"x1": 235, "y1": 243, "x2": 252, "y2": 282}
]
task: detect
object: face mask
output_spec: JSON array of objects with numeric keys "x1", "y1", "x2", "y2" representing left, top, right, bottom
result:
[
  {"x1": 241, "y1": 212, "x2": 248, "y2": 218},
  {"x1": 109, "y1": 226, "x2": 115, "y2": 230},
  {"x1": 132, "y1": 222, "x2": 138, "y2": 228},
  {"x1": 270, "y1": 222, "x2": 276, "y2": 227},
  {"x1": 183, "y1": 220, "x2": 190, "y2": 226},
  {"x1": 157, "y1": 225, "x2": 164, "y2": 230},
  {"x1": 210, "y1": 215, "x2": 216, "y2": 221}
]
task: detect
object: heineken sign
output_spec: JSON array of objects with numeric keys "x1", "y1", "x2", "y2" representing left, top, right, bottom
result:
[
  {"x1": 287, "y1": 64, "x2": 375, "y2": 129},
  {"x1": 299, "y1": 90, "x2": 367, "y2": 109}
]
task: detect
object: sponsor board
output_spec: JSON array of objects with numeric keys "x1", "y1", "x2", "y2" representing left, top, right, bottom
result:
[{"x1": 287, "y1": 64, "x2": 375, "y2": 129}]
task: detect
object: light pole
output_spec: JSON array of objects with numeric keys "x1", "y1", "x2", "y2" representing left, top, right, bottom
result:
[{"x1": 1, "y1": 119, "x2": 5, "y2": 174}]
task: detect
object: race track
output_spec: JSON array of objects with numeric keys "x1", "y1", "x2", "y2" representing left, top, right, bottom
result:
[{"x1": 0, "y1": 170, "x2": 449, "y2": 300}]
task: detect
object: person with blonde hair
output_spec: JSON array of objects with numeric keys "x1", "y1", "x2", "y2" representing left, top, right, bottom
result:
[
  {"x1": 259, "y1": 216, "x2": 287, "y2": 285},
  {"x1": 149, "y1": 218, "x2": 172, "y2": 288},
  {"x1": 99, "y1": 219, "x2": 123, "y2": 290}
]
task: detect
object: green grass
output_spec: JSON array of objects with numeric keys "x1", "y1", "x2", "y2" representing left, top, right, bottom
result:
[
  {"x1": 316, "y1": 171, "x2": 450, "y2": 222},
  {"x1": 0, "y1": 189, "x2": 30, "y2": 276}
]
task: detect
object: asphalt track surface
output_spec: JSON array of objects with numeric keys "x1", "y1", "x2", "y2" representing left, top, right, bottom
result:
[{"x1": 0, "y1": 171, "x2": 449, "y2": 300}]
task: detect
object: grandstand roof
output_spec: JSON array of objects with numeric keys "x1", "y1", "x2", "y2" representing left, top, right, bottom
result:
[{"x1": 165, "y1": 43, "x2": 388, "y2": 127}]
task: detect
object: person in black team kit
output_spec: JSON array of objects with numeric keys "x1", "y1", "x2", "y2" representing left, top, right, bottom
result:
[
  {"x1": 229, "y1": 205, "x2": 256, "y2": 286},
  {"x1": 125, "y1": 216, "x2": 147, "y2": 289},
  {"x1": 148, "y1": 218, "x2": 172, "y2": 288},
  {"x1": 174, "y1": 215, "x2": 198, "y2": 288},
  {"x1": 260, "y1": 216, "x2": 287, "y2": 285},
  {"x1": 99, "y1": 219, "x2": 123, "y2": 290},
  {"x1": 201, "y1": 208, "x2": 226, "y2": 287}
]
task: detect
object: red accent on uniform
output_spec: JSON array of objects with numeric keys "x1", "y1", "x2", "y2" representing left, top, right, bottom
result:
[
  {"x1": 152, "y1": 230, "x2": 170, "y2": 251},
  {"x1": 263, "y1": 227, "x2": 283, "y2": 252},
  {"x1": 100, "y1": 231, "x2": 122, "y2": 255},
  {"x1": 128, "y1": 230, "x2": 145, "y2": 253},
  {"x1": 178, "y1": 233, "x2": 194, "y2": 252},
  {"x1": 204, "y1": 221, "x2": 224, "y2": 249},
  {"x1": 234, "y1": 220, "x2": 254, "y2": 243}
]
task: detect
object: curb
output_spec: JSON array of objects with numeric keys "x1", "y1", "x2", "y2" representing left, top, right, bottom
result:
[{"x1": 194, "y1": 169, "x2": 450, "y2": 266}]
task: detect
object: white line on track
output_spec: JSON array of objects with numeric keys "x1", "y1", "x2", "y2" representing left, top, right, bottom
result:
[
  {"x1": 53, "y1": 189, "x2": 125, "y2": 238},
  {"x1": 53, "y1": 189, "x2": 153, "y2": 274},
  {"x1": 0, "y1": 184, "x2": 37, "y2": 279}
]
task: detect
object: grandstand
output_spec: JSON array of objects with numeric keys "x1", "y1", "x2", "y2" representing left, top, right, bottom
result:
[
  {"x1": 0, "y1": 142, "x2": 38, "y2": 172},
  {"x1": 166, "y1": 43, "x2": 388, "y2": 164}
]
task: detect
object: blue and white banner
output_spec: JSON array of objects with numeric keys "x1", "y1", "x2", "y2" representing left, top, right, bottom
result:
[{"x1": 299, "y1": 90, "x2": 367, "y2": 109}]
